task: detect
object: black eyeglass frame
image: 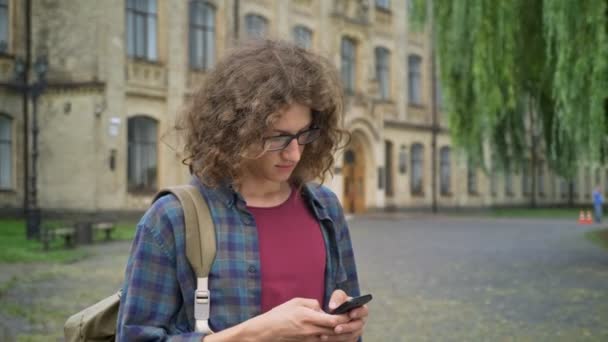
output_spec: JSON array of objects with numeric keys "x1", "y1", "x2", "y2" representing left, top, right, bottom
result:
[{"x1": 262, "y1": 127, "x2": 321, "y2": 152}]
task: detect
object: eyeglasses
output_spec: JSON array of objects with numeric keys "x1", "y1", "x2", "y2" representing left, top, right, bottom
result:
[{"x1": 263, "y1": 127, "x2": 321, "y2": 151}]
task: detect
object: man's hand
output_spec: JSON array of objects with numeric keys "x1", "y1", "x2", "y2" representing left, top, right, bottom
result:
[{"x1": 320, "y1": 290, "x2": 369, "y2": 341}]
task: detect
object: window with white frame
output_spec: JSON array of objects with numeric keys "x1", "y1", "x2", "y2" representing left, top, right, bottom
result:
[
  {"x1": 375, "y1": 47, "x2": 390, "y2": 99},
  {"x1": 128, "y1": 116, "x2": 158, "y2": 192},
  {"x1": 410, "y1": 143, "x2": 424, "y2": 195},
  {"x1": 341, "y1": 37, "x2": 356, "y2": 93},
  {"x1": 292, "y1": 25, "x2": 312, "y2": 49},
  {"x1": 439, "y1": 146, "x2": 450, "y2": 195},
  {"x1": 0, "y1": 0, "x2": 7, "y2": 53},
  {"x1": 189, "y1": 1, "x2": 215, "y2": 70},
  {"x1": 126, "y1": 0, "x2": 158, "y2": 60},
  {"x1": 408, "y1": 54, "x2": 422, "y2": 105},
  {"x1": 245, "y1": 14, "x2": 268, "y2": 39},
  {"x1": 0, "y1": 114, "x2": 11, "y2": 188}
]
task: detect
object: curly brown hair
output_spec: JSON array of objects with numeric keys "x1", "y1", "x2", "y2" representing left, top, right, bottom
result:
[{"x1": 177, "y1": 39, "x2": 349, "y2": 187}]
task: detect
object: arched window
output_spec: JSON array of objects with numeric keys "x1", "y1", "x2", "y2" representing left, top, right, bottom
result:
[
  {"x1": 375, "y1": 47, "x2": 390, "y2": 99},
  {"x1": 245, "y1": 14, "x2": 268, "y2": 39},
  {"x1": 127, "y1": 116, "x2": 158, "y2": 192},
  {"x1": 189, "y1": 1, "x2": 215, "y2": 70},
  {"x1": 439, "y1": 146, "x2": 450, "y2": 195},
  {"x1": 0, "y1": 113, "x2": 12, "y2": 189},
  {"x1": 410, "y1": 143, "x2": 424, "y2": 195},
  {"x1": 341, "y1": 37, "x2": 356, "y2": 93},
  {"x1": 292, "y1": 25, "x2": 312, "y2": 49}
]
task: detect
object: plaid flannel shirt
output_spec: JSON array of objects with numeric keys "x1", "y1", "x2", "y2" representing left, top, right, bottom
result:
[{"x1": 116, "y1": 178, "x2": 361, "y2": 341}]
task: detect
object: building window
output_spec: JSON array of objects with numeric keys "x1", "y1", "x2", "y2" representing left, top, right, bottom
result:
[
  {"x1": 0, "y1": 114, "x2": 12, "y2": 189},
  {"x1": 0, "y1": 0, "x2": 7, "y2": 53},
  {"x1": 292, "y1": 25, "x2": 312, "y2": 49},
  {"x1": 505, "y1": 165, "x2": 513, "y2": 196},
  {"x1": 467, "y1": 159, "x2": 477, "y2": 195},
  {"x1": 435, "y1": 72, "x2": 443, "y2": 109},
  {"x1": 560, "y1": 177, "x2": 568, "y2": 199},
  {"x1": 572, "y1": 171, "x2": 579, "y2": 197},
  {"x1": 376, "y1": 0, "x2": 390, "y2": 10},
  {"x1": 375, "y1": 47, "x2": 390, "y2": 100},
  {"x1": 126, "y1": 0, "x2": 158, "y2": 60},
  {"x1": 439, "y1": 146, "x2": 450, "y2": 195},
  {"x1": 408, "y1": 54, "x2": 422, "y2": 105},
  {"x1": 189, "y1": 1, "x2": 215, "y2": 70},
  {"x1": 538, "y1": 161, "x2": 545, "y2": 196},
  {"x1": 385, "y1": 140, "x2": 394, "y2": 197},
  {"x1": 522, "y1": 160, "x2": 531, "y2": 196},
  {"x1": 245, "y1": 14, "x2": 268, "y2": 39},
  {"x1": 585, "y1": 166, "x2": 591, "y2": 198},
  {"x1": 410, "y1": 143, "x2": 424, "y2": 195},
  {"x1": 490, "y1": 167, "x2": 498, "y2": 197},
  {"x1": 128, "y1": 116, "x2": 158, "y2": 192},
  {"x1": 398, "y1": 145, "x2": 407, "y2": 174},
  {"x1": 341, "y1": 37, "x2": 356, "y2": 93}
]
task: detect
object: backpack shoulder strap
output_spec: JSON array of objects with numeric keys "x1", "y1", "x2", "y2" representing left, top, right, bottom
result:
[{"x1": 153, "y1": 184, "x2": 216, "y2": 334}]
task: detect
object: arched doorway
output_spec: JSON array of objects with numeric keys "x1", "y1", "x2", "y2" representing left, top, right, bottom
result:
[{"x1": 343, "y1": 136, "x2": 366, "y2": 213}]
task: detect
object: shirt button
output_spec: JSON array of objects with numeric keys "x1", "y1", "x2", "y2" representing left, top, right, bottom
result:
[{"x1": 248, "y1": 265, "x2": 257, "y2": 273}]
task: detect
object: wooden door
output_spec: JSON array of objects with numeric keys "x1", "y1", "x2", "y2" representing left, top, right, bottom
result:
[{"x1": 343, "y1": 139, "x2": 366, "y2": 213}]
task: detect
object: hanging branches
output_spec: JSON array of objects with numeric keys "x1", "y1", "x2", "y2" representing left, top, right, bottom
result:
[{"x1": 425, "y1": 0, "x2": 608, "y2": 177}]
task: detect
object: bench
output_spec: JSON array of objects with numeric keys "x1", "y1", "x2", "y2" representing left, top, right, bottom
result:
[
  {"x1": 92, "y1": 221, "x2": 116, "y2": 241},
  {"x1": 49, "y1": 227, "x2": 76, "y2": 248}
]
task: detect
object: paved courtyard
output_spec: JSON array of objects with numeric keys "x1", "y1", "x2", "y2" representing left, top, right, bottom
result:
[
  {"x1": 352, "y1": 214, "x2": 608, "y2": 341},
  {"x1": 1, "y1": 214, "x2": 607, "y2": 341}
]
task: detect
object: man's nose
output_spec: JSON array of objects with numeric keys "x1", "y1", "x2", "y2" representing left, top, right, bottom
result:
[{"x1": 281, "y1": 138, "x2": 302, "y2": 161}]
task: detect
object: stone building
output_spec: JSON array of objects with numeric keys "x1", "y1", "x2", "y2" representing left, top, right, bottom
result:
[{"x1": 0, "y1": 0, "x2": 600, "y2": 216}]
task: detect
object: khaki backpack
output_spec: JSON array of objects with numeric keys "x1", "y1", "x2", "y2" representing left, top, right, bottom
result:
[{"x1": 64, "y1": 185, "x2": 217, "y2": 341}]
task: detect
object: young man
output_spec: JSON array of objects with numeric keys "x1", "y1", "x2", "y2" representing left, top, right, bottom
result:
[{"x1": 116, "y1": 40, "x2": 369, "y2": 341}]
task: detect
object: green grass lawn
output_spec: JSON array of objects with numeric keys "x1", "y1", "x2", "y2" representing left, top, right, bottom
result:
[{"x1": 0, "y1": 219, "x2": 137, "y2": 263}]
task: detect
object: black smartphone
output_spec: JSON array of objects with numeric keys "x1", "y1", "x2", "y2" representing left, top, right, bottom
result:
[{"x1": 330, "y1": 294, "x2": 372, "y2": 315}]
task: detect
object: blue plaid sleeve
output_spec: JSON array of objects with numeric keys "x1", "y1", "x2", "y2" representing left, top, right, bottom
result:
[
  {"x1": 116, "y1": 196, "x2": 207, "y2": 342},
  {"x1": 330, "y1": 192, "x2": 361, "y2": 298}
]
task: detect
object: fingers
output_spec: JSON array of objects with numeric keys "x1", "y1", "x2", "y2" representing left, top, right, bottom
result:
[
  {"x1": 348, "y1": 304, "x2": 368, "y2": 320},
  {"x1": 328, "y1": 289, "x2": 350, "y2": 312}
]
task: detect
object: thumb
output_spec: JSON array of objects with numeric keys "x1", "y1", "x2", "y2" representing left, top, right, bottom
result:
[{"x1": 328, "y1": 289, "x2": 350, "y2": 311}]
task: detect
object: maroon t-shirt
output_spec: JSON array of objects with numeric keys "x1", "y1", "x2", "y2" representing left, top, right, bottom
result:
[{"x1": 247, "y1": 188, "x2": 327, "y2": 313}]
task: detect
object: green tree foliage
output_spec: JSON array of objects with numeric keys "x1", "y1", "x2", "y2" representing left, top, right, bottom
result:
[{"x1": 416, "y1": 0, "x2": 608, "y2": 176}]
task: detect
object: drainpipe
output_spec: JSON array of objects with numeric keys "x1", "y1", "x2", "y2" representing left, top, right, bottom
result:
[
  {"x1": 429, "y1": 0, "x2": 438, "y2": 213},
  {"x1": 23, "y1": 0, "x2": 31, "y2": 215}
]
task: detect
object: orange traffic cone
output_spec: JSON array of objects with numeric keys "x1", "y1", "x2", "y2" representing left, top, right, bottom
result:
[
  {"x1": 578, "y1": 211, "x2": 586, "y2": 224},
  {"x1": 585, "y1": 211, "x2": 594, "y2": 224}
]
